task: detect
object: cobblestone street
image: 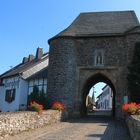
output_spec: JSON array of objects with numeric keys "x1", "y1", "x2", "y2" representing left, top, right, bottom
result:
[{"x1": 3, "y1": 116, "x2": 131, "y2": 140}]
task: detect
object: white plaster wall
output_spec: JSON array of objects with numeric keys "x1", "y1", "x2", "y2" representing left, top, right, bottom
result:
[
  {"x1": 1, "y1": 76, "x2": 20, "y2": 112},
  {"x1": 0, "y1": 76, "x2": 28, "y2": 112},
  {"x1": 19, "y1": 79, "x2": 28, "y2": 110},
  {"x1": 99, "y1": 95, "x2": 109, "y2": 109},
  {"x1": 0, "y1": 86, "x2": 4, "y2": 111},
  {"x1": 98, "y1": 86, "x2": 113, "y2": 110}
]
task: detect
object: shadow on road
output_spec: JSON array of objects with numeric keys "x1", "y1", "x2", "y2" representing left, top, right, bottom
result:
[
  {"x1": 85, "y1": 117, "x2": 132, "y2": 140},
  {"x1": 65, "y1": 115, "x2": 114, "y2": 124},
  {"x1": 65, "y1": 115, "x2": 132, "y2": 140}
]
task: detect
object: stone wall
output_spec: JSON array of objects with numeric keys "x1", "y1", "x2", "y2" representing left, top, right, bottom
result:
[
  {"x1": 48, "y1": 28, "x2": 140, "y2": 119},
  {"x1": 0, "y1": 110, "x2": 62, "y2": 138},
  {"x1": 48, "y1": 39, "x2": 77, "y2": 117},
  {"x1": 126, "y1": 115, "x2": 140, "y2": 140}
]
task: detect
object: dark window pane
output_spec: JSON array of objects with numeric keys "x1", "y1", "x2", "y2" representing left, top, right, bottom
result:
[{"x1": 5, "y1": 89, "x2": 16, "y2": 103}]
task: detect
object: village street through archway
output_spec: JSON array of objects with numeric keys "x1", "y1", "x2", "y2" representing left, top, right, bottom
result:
[
  {"x1": 81, "y1": 73, "x2": 116, "y2": 118},
  {"x1": 86, "y1": 82, "x2": 114, "y2": 117}
]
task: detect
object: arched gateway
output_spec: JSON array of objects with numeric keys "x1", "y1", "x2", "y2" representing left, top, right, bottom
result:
[
  {"x1": 47, "y1": 11, "x2": 140, "y2": 119},
  {"x1": 81, "y1": 73, "x2": 116, "y2": 117}
]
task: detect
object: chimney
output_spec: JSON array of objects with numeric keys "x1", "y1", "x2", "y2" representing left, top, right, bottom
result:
[
  {"x1": 36, "y1": 48, "x2": 43, "y2": 59},
  {"x1": 28, "y1": 55, "x2": 35, "y2": 62},
  {"x1": 22, "y1": 57, "x2": 28, "y2": 63}
]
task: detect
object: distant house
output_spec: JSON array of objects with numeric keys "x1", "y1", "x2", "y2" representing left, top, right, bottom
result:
[
  {"x1": 0, "y1": 48, "x2": 48, "y2": 112},
  {"x1": 96, "y1": 85, "x2": 113, "y2": 110}
]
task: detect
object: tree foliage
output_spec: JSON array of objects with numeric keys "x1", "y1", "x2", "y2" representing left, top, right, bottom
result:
[
  {"x1": 28, "y1": 85, "x2": 47, "y2": 109},
  {"x1": 127, "y1": 42, "x2": 140, "y2": 103},
  {"x1": 87, "y1": 96, "x2": 93, "y2": 105}
]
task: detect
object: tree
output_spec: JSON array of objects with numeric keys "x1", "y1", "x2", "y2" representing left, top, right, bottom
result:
[
  {"x1": 39, "y1": 89, "x2": 47, "y2": 109},
  {"x1": 127, "y1": 42, "x2": 140, "y2": 103},
  {"x1": 28, "y1": 85, "x2": 48, "y2": 109},
  {"x1": 87, "y1": 96, "x2": 93, "y2": 105},
  {"x1": 28, "y1": 85, "x2": 40, "y2": 104},
  {"x1": 87, "y1": 96, "x2": 93, "y2": 112}
]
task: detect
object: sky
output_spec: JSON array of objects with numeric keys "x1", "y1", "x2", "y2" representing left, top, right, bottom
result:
[
  {"x1": 0, "y1": 0, "x2": 140, "y2": 74},
  {"x1": 0, "y1": 0, "x2": 140, "y2": 97},
  {"x1": 89, "y1": 82, "x2": 106, "y2": 101}
]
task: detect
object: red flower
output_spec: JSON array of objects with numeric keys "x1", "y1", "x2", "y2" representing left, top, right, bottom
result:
[
  {"x1": 51, "y1": 102, "x2": 65, "y2": 111},
  {"x1": 122, "y1": 102, "x2": 140, "y2": 115},
  {"x1": 28, "y1": 101, "x2": 44, "y2": 115}
]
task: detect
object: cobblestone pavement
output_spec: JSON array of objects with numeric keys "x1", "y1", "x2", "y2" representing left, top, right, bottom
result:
[{"x1": 3, "y1": 116, "x2": 131, "y2": 140}]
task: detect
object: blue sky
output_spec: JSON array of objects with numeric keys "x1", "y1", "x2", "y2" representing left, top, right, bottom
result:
[
  {"x1": 0, "y1": 0, "x2": 140, "y2": 97},
  {"x1": 0, "y1": 0, "x2": 140, "y2": 74},
  {"x1": 89, "y1": 83, "x2": 106, "y2": 101}
]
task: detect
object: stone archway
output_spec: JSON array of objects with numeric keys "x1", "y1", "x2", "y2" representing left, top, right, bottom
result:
[{"x1": 80, "y1": 73, "x2": 116, "y2": 117}]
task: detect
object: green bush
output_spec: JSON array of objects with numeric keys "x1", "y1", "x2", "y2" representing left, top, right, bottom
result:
[{"x1": 28, "y1": 85, "x2": 47, "y2": 109}]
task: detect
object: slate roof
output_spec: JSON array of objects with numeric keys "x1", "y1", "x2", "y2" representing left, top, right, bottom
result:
[
  {"x1": 0, "y1": 53, "x2": 49, "y2": 79},
  {"x1": 126, "y1": 25, "x2": 140, "y2": 34},
  {"x1": 49, "y1": 11, "x2": 140, "y2": 42},
  {"x1": 26, "y1": 67, "x2": 48, "y2": 80}
]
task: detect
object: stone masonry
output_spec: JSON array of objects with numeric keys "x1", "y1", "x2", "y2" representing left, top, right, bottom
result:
[
  {"x1": 47, "y1": 11, "x2": 140, "y2": 119},
  {"x1": 126, "y1": 115, "x2": 140, "y2": 140},
  {"x1": 0, "y1": 110, "x2": 62, "y2": 138}
]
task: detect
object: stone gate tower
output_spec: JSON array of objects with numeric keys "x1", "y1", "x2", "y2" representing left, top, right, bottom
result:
[{"x1": 48, "y1": 11, "x2": 140, "y2": 118}]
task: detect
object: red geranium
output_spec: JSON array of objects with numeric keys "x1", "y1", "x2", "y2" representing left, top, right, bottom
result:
[
  {"x1": 28, "y1": 101, "x2": 44, "y2": 114},
  {"x1": 51, "y1": 102, "x2": 65, "y2": 111},
  {"x1": 122, "y1": 102, "x2": 140, "y2": 115}
]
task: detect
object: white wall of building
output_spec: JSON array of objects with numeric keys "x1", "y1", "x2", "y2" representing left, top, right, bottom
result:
[
  {"x1": 0, "y1": 76, "x2": 28, "y2": 112},
  {"x1": 0, "y1": 86, "x2": 4, "y2": 111},
  {"x1": 97, "y1": 85, "x2": 113, "y2": 110},
  {"x1": 19, "y1": 78, "x2": 28, "y2": 110}
]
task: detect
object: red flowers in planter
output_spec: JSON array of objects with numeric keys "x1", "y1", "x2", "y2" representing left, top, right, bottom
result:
[
  {"x1": 28, "y1": 101, "x2": 44, "y2": 114},
  {"x1": 122, "y1": 102, "x2": 140, "y2": 115},
  {"x1": 51, "y1": 102, "x2": 65, "y2": 111}
]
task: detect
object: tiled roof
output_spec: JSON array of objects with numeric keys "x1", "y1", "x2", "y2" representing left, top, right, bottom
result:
[
  {"x1": 26, "y1": 67, "x2": 48, "y2": 80},
  {"x1": 0, "y1": 53, "x2": 49, "y2": 79},
  {"x1": 125, "y1": 26, "x2": 140, "y2": 34},
  {"x1": 49, "y1": 11, "x2": 139, "y2": 42}
]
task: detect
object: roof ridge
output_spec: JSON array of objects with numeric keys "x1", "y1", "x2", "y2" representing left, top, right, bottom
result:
[{"x1": 80, "y1": 10, "x2": 135, "y2": 15}]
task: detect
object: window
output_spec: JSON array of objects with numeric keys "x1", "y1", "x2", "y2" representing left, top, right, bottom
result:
[
  {"x1": 43, "y1": 85, "x2": 47, "y2": 95},
  {"x1": 28, "y1": 87, "x2": 33, "y2": 95},
  {"x1": 5, "y1": 89, "x2": 16, "y2": 103},
  {"x1": 28, "y1": 78, "x2": 47, "y2": 95},
  {"x1": 39, "y1": 79, "x2": 43, "y2": 85},
  {"x1": 29, "y1": 80, "x2": 33, "y2": 87},
  {"x1": 34, "y1": 79, "x2": 38, "y2": 86}
]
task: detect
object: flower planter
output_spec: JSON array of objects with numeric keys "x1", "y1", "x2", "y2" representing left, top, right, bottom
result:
[{"x1": 126, "y1": 115, "x2": 140, "y2": 140}]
